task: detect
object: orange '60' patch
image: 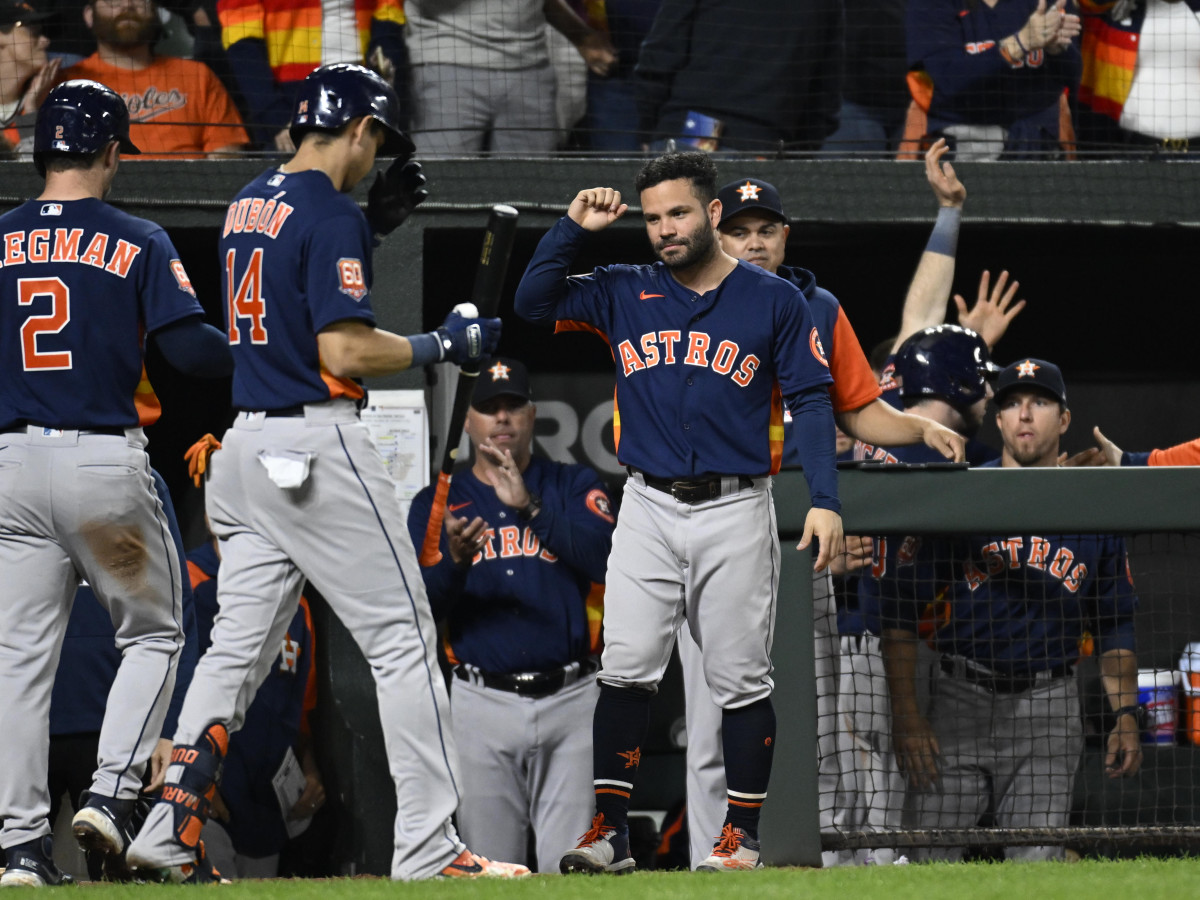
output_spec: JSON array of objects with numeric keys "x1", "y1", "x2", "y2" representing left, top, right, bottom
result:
[
  {"x1": 337, "y1": 257, "x2": 367, "y2": 301},
  {"x1": 170, "y1": 259, "x2": 196, "y2": 296}
]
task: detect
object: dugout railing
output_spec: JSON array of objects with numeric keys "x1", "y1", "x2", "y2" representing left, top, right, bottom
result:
[{"x1": 766, "y1": 465, "x2": 1200, "y2": 866}]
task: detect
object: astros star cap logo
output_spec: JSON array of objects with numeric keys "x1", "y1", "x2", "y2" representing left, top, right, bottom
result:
[
  {"x1": 488, "y1": 362, "x2": 511, "y2": 381},
  {"x1": 737, "y1": 181, "x2": 762, "y2": 202},
  {"x1": 1016, "y1": 359, "x2": 1040, "y2": 378}
]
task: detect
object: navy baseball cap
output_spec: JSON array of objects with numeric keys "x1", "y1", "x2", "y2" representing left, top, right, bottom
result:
[
  {"x1": 471, "y1": 357, "x2": 532, "y2": 408},
  {"x1": 993, "y1": 358, "x2": 1068, "y2": 408},
  {"x1": 717, "y1": 178, "x2": 787, "y2": 226},
  {"x1": 0, "y1": 0, "x2": 52, "y2": 26}
]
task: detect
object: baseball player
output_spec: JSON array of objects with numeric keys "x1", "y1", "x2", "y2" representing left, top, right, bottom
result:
[
  {"x1": 672, "y1": 176, "x2": 966, "y2": 870},
  {"x1": 0, "y1": 80, "x2": 232, "y2": 887},
  {"x1": 880, "y1": 358, "x2": 1143, "y2": 861},
  {"x1": 406, "y1": 357, "x2": 616, "y2": 873},
  {"x1": 124, "y1": 63, "x2": 527, "y2": 883},
  {"x1": 515, "y1": 151, "x2": 845, "y2": 873}
]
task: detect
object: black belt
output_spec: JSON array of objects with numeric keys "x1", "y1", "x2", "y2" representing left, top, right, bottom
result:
[
  {"x1": 940, "y1": 656, "x2": 1073, "y2": 695},
  {"x1": 630, "y1": 467, "x2": 755, "y2": 505},
  {"x1": 453, "y1": 657, "x2": 600, "y2": 699},
  {"x1": 236, "y1": 405, "x2": 307, "y2": 418},
  {"x1": 2, "y1": 424, "x2": 127, "y2": 436}
]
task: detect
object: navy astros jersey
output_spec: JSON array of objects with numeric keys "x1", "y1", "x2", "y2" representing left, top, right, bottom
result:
[
  {"x1": 0, "y1": 199, "x2": 203, "y2": 429},
  {"x1": 519, "y1": 217, "x2": 835, "y2": 489},
  {"x1": 220, "y1": 168, "x2": 376, "y2": 412},
  {"x1": 407, "y1": 456, "x2": 615, "y2": 674},
  {"x1": 876, "y1": 520, "x2": 1139, "y2": 675}
]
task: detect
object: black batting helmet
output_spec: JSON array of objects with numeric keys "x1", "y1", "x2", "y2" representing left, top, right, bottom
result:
[
  {"x1": 895, "y1": 324, "x2": 1000, "y2": 410},
  {"x1": 289, "y1": 63, "x2": 414, "y2": 155},
  {"x1": 34, "y1": 80, "x2": 139, "y2": 175}
]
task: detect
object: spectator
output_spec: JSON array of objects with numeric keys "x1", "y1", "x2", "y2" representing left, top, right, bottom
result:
[
  {"x1": 881, "y1": 358, "x2": 1143, "y2": 861},
  {"x1": 407, "y1": 358, "x2": 615, "y2": 873},
  {"x1": 0, "y1": 0, "x2": 59, "y2": 156},
  {"x1": 634, "y1": 0, "x2": 844, "y2": 154},
  {"x1": 217, "y1": 0, "x2": 407, "y2": 151},
  {"x1": 61, "y1": 0, "x2": 249, "y2": 157},
  {"x1": 405, "y1": 0, "x2": 615, "y2": 155},
  {"x1": 186, "y1": 536, "x2": 324, "y2": 880},
  {"x1": 906, "y1": 0, "x2": 1082, "y2": 160},
  {"x1": 1078, "y1": 0, "x2": 1200, "y2": 155},
  {"x1": 576, "y1": 0, "x2": 660, "y2": 152},
  {"x1": 822, "y1": 0, "x2": 910, "y2": 156}
]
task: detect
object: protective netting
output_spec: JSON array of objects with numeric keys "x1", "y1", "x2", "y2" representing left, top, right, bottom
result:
[
  {"x1": 818, "y1": 530, "x2": 1200, "y2": 861},
  {"x1": 6, "y1": 0, "x2": 1200, "y2": 159}
]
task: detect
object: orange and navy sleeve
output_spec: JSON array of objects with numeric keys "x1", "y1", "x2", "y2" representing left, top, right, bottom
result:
[
  {"x1": 828, "y1": 307, "x2": 882, "y2": 414},
  {"x1": 1148, "y1": 437, "x2": 1200, "y2": 467}
]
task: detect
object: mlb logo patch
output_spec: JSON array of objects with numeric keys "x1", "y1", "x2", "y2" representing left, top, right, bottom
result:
[
  {"x1": 268, "y1": 173, "x2": 285, "y2": 187},
  {"x1": 40, "y1": 203, "x2": 63, "y2": 216}
]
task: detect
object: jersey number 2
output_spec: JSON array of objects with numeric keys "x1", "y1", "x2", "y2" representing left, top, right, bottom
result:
[
  {"x1": 19, "y1": 277, "x2": 72, "y2": 371},
  {"x1": 225, "y1": 247, "x2": 268, "y2": 344}
]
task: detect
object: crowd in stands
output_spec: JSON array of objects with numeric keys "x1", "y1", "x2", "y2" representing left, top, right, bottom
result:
[{"x1": 5, "y1": 0, "x2": 1200, "y2": 158}]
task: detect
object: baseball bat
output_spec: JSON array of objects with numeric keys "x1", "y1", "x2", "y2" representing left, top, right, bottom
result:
[{"x1": 419, "y1": 204, "x2": 519, "y2": 566}]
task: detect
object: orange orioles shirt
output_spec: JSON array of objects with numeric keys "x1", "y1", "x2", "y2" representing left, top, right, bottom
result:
[{"x1": 60, "y1": 55, "x2": 249, "y2": 158}]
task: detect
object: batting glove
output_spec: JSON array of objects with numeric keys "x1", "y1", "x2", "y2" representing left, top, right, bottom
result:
[
  {"x1": 184, "y1": 433, "x2": 222, "y2": 487},
  {"x1": 366, "y1": 157, "x2": 428, "y2": 239},
  {"x1": 435, "y1": 309, "x2": 501, "y2": 367}
]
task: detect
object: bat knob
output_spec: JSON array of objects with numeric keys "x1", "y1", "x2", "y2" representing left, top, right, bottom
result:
[{"x1": 452, "y1": 302, "x2": 479, "y2": 319}]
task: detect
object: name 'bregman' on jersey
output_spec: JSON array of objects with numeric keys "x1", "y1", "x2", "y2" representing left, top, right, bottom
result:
[
  {"x1": 218, "y1": 167, "x2": 377, "y2": 412},
  {"x1": 0, "y1": 198, "x2": 204, "y2": 429}
]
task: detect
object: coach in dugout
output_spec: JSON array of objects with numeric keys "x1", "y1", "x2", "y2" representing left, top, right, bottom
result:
[
  {"x1": 407, "y1": 357, "x2": 615, "y2": 873},
  {"x1": 880, "y1": 358, "x2": 1142, "y2": 861}
]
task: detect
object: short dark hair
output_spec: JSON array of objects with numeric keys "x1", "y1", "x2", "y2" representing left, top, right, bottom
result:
[
  {"x1": 634, "y1": 152, "x2": 719, "y2": 204},
  {"x1": 36, "y1": 148, "x2": 107, "y2": 176}
]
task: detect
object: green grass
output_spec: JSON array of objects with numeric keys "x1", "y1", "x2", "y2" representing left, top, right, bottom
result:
[{"x1": 29, "y1": 859, "x2": 1199, "y2": 900}]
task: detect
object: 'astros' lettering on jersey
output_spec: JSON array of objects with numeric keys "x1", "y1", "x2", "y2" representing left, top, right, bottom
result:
[
  {"x1": 0, "y1": 198, "x2": 203, "y2": 430},
  {"x1": 523, "y1": 217, "x2": 834, "y2": 478},
  {"x1": 219, "y1": 167, "x2": 376, "y2": 411}
]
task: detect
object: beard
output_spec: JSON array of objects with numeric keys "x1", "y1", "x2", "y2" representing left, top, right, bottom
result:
[
  {"x1": 91, "y1": 9, "x2": 160, "y2": 47},
  {"x1": 653, "y1": 218, "x2": 717, "y2": 270}
]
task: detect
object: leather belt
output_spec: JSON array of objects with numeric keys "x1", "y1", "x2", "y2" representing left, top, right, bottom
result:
[
  {"x1": 940, "y1": 655, "x2": 1073, "y2": 695},
  {"x1": 453, "y1": 657, "x2": 600, "y2": 700},
  {"x1": 629, "y1": 467, "x2": 755, "y2": 505},
  {"x1": 236, "y1": 405, "x2": 307, "y2": 418}
]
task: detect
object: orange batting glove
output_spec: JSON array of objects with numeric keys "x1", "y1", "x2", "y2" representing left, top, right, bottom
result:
[{"x1": 184, "y1": 433, "x2": 222, "y2": 487}]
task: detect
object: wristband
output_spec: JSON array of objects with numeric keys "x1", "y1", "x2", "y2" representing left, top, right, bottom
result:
[
  {"x1": 517, "y1": 491, "x2": 542, "y2": 520},
  {"x1": 408, "y1": 331, "x2": 444, "y2": 368},
  {"x1": 1114, "y1": 705, "x2": 1145, "y2": 728},
  {"x1": 925, "y1": 206, "x2": 961, "y2": 258}
]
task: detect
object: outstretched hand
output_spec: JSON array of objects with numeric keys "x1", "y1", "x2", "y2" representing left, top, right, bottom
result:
[
  {"x1": 925, "y1": 138, "x2": 966, "y2": 208},
  {"x1": 955, "y1": 269, "x2": 1026, "y2": 351},
  {"x1": 569, "y1": 187, "x2": 628, "y2": 232},
  {"x1": 367, "y1": 157, "x2": 428, "y2": 237}
]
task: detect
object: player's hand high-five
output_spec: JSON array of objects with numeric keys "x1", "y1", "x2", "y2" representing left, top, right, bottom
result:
[
  {"x1": 367, "y1": 156, "x2": 429, "y2": 238},
  {"x1": 568, "y1": 187, "x2": 628, "y2": 231}
]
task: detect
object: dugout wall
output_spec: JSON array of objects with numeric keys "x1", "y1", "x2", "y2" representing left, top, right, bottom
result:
[{"x1": 5, "y1": 159, "x2": 1200, "y2": 873}]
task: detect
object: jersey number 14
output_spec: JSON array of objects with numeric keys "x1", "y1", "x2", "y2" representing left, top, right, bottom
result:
[{"x1": 225, "y1": 247, "x2": 268, "y2": 344}]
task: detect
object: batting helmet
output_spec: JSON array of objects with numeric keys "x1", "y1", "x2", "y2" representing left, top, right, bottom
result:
[
  {"x1": 894, "y1": 324, "x2": 1000, "y2": 410},
  {"x1": 34, "y1": 80, "x2": 139, "y2": 173},
  {"x1": 289, "y1": 63, "x2": 415, "y2": 156}
]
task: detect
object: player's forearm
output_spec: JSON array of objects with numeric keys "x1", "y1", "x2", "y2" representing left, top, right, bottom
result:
[
  {"x1": 787, "y1": 386, "x2": 840, "y2": 512},
  {"x1": 153, "y1": 316, "x2": 235, "y2": 378},
  {"x1": 514, "y1": 217, "x2": 588, "y2": 324},
  {"x1": 836, "y1": 399, "x2": 927, "y2": 449},
  {"x1": 1099, "y1": 648, "x2": 1139, "y2": 712},
  {"x1": 892, "y1": 208, "x2": 960, "y2": 353},
  {"x1": 525, "y1": 500, "x2": 612, "y2": 583},
  {"x1": 881, "y1": 628, "x2": 923, "y2": 719},
  {"x1": 318, "y1": 322, "x2": 414, "y2": 377}
]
